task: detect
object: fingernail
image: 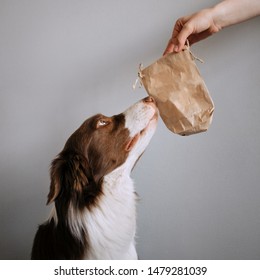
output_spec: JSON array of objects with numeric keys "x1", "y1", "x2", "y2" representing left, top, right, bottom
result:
[{"x1": 174, "y1": 46, "x2": 179, "y2": 52}]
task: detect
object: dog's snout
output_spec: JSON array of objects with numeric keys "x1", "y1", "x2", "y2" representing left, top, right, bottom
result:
[
  {"x1": 143, "y1": 96, "x2": 155, "y2": 104},
  {"x1": 143, "y1": 96, "x2": 157, "y2": 110}
]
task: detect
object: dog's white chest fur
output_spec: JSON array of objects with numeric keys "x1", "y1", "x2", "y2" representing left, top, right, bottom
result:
[{"x1": 82, "y1": 164, "x2": 137, "y2": 259}]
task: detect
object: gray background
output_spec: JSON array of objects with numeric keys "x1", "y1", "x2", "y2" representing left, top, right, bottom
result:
[{"x1": 0, "y1": 0, "x2": 259, "y2": 260}]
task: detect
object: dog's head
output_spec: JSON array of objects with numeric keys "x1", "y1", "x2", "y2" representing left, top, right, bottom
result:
[{"x1": 47, "y1": 96, "x2": 158, "y2": 211}]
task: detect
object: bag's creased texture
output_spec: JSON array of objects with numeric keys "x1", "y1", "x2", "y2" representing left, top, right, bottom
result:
[{"x1": 140, "y1": 49, "x2": 214, "y2": 136}]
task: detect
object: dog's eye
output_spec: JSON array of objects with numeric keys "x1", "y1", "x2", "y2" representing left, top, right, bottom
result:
[{"x1": 97, "y1": 119, "x2": 110, "y2": 128}]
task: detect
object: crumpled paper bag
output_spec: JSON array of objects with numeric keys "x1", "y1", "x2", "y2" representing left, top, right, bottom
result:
[{"x1": 139, "y1": 48, "x2": 214, "y2": 136}]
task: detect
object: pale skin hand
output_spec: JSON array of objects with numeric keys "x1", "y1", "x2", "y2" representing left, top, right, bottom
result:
[{"x1": 164, "y1": 0, "x2": 260, "y2": 55}]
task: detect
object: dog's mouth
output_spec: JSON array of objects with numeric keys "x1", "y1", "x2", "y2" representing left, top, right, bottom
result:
[
  {"x1": 140, "y1": 111, "x2": 158, "y2": 134},
  {"x1": 125, "y1": 111, "x2": 158, "y2": 152}
]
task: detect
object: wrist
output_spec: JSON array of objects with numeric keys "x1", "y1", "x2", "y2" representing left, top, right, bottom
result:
[{"x1": 211, "y1": 3, "x2": 227, "y2": 30}]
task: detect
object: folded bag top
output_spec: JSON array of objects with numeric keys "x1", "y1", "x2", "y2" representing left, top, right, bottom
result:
[{"x1": 140, "y1": 46, "x2": 214, "y2": 136}]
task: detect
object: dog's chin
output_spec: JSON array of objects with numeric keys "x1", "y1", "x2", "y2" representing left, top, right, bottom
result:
[
  {"x1": 139, "y1": 110, "x2": 158, "y2": 136},
  {"x1": 126, "y1": 110, "x2": 158, "y2": 154}
]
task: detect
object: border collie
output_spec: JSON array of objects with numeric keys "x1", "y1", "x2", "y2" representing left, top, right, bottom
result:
[{"x1": 31, "y1": 96, "x2": 158, "y2": 259}]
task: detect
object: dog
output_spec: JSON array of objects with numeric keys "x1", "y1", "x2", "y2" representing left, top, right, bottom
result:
[{"x1": 31, "y1": 96, "x2": 158, "y2": 259}]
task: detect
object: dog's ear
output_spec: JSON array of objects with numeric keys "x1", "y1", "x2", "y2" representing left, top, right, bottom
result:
[{"x1": 47, "y1": 154, "x2": 89, "y2": 205}]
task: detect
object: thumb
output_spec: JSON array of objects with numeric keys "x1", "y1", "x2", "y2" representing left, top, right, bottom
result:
[
  {"x1": 163, "y1": 39, "x2": 175, "y2": 55},
  {"x1": 174, "y1": 24, "x2": 193, "y2": 51}
]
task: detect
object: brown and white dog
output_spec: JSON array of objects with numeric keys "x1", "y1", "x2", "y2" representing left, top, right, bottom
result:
[{"x1": 31, "y1": 96, "x2": 158, "y2": 260}]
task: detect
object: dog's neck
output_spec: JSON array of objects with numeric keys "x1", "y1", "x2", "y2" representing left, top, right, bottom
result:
[
  {"x1": 83, "y1": 162, "x2": 137, "y2": 259},
  {"x1": 102, "y1": 159, "x2": 133, "y2": 185},
  {"x1": 48, "y1": 160, "x2": 138, "y2": 259},
  {"x1": 57, "y1": 161, "x2": 137, "y2": 259}
]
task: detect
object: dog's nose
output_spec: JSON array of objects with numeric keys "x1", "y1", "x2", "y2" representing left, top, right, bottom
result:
[{"x1": 143, "y1": 96, "x2": 155, "y2": 103}]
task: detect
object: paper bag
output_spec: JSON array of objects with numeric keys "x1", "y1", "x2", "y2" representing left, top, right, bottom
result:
[{"x1": 140, "y1": 48, "x2": 214, "y2": 136}]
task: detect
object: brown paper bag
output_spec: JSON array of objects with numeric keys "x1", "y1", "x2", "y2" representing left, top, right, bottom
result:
[{"x1": 140, "y1": 48, "x2": 214, "y2": 136}]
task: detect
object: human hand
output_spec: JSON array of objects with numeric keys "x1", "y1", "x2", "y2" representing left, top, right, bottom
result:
[{"x1": 163, "y1": 8, "x2": 221, "y2": 55}]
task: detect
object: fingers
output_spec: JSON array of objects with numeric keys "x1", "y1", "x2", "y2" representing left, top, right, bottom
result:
[
  {"x1": 163, "y1": 26, "x2": 192, "y2": 55},
  {"x1": 163, "y1": 39, "x2": 175, "y2": 55},
  {"x1": 174, "y1": 23, "x2": 193, "y2": 51},
  {"x1": 164, "y1": 8, "x2": 219, "y2": 55},
  {"x1": 163, "y1": 17, "x2": 193, "y2": 55}
]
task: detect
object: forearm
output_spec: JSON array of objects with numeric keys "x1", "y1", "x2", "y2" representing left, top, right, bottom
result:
[{"x1": 212, "y1": 0, "x2": 260, "y2": 29}]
